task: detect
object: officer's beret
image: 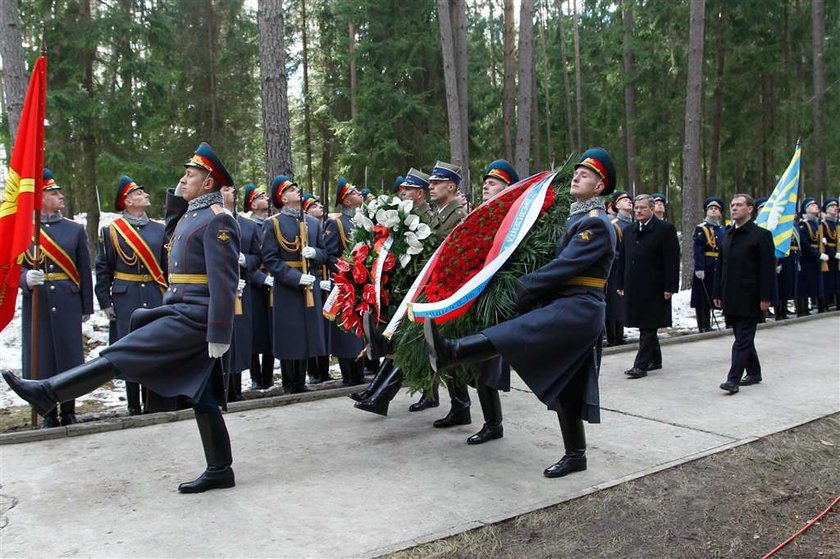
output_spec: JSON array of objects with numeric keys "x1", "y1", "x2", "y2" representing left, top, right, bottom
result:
[
  {"x1": 400, "y1": 168, "x2": 431, "y2": 191},
  {"x1": 800, "y1": 197, "x2": 817, "y2": 214},
  {"x1": 184, "y1": 142, "x2": 233, "y2": 188},
  {"x1": 42, "y1": 169, "x2": 61, "y2": 191},
  {"x1": 115, "y1": 175, "x2": 144, "y2": 212},
  {"x1": 651, "y1": 192, "x2": 667, "y2": 204},
  {"x1": 302, "y1": 192, "x2": 320, "y2": 213},
  {"x1": 822, "y1": 197, "x2": 838, "y2": 212},
  {"x1": 704, "y1": 196, "x2": 724, "y2": 211},
  {"x1": 271, "y1": 175, "x2": 297, "y2": 209},
  {"x1": 335, "y1": 176, "x2": 358, "y2": 207},
  {"x1": 611, "y1": 190, "x2": 631, "y2": 206},
  {"x1": 243, "y1": 183, "x2": 266, "y2": 213},
  {"x1": 483, "y1": 159, "x2": 519, "y2": 186},
  {"x1": 576, "y1": 147, "x2": 617, "y2": 195},
  {"x1": 429, "y1": 161, "x2": 462, "y2": 186}
]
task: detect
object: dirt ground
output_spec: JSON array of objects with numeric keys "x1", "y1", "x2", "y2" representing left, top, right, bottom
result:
[{"x1": 386, "y1": 414, "x2": 840, "y2": 559}]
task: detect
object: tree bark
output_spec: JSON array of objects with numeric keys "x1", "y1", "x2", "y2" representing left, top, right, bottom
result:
[
  {"x1": 502, "y1": 0, "x2": 516, "y2": 162},
  {"x1": 514, "y1": 0, "x2": 534, "y2": 178},
  {"x1": 205, "y1": 0, "x2": 218, "y2": 141},
  {"x1": 555, "y1": 0, "x2": 574, "y2": 157},
  {"x1": 0, "y1": 0, "x2": 27, "y2": 140},
  {"x1": 258, "y1": 0, "x2": 293, "y2": 186},
  {"x1": 538, "y1": 1, "x2": 552, "y2": 165},
  {"x1": 621, "y1": 0, "x2": 639, "y2": 193},
  {"x1": 301, "y1": 0, "x2": 313, "y2": 192},
  {"x1": 681, "y1": 0, "x2": 706, "y2": 289},
  {"x1": 437, "y1": 0, "x2": 466, "y2": 183},
  {"x1": 810, "y1": 0, "x2": 826, "y2": 194},
  {"x1": 572, "y1": 0, "x2": 583, "y2": 151},
  {"x1": 452, "y1": 0, "x2": 470, "y2": 193},
  {"x1": 80, "y1": 0, "x2": 99, "y2": 260},
  {"x1": 318, "y1": 13, "x2": 334, "y2": 204},
  {"x1": 531, "y1": 66, "x2": 541, "y2": 171},
  {"x1": 349, "y1": 22, "x2": 357, "y2": 122},
  {"x1": 708, "y1": 7, "x2": 726, "y2": 195}
]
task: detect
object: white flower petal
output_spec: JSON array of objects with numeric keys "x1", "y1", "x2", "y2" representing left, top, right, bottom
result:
[
  {"x1": 415, "y1": 223, "x2": 431, "y2": 239},
  {"x1": 405, "y1": 214, "x2": 419, "y2": 230},
  {"x1": 399, "y1": 254, "x2": 412, "y2": 268},
  {"x1": 400, "y1": 199, "x2": 414, "y2": 214}
]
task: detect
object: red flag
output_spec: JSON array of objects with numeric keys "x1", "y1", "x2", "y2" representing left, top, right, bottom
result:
[{"x1": 0, "y1": 55, "x2": 47, "y2": 332}]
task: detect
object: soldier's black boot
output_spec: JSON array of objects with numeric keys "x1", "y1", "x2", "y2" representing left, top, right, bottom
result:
[
  {"x1": 354, "y1": 366, "x2": 404, "y2": 416},
  {"x1": 317, "y1": 355, "x2": 332, "y2": 382},
  {"x1": 41, "y1": 407, "x2": 60, "y2": 429},
  {"x1": 2, "y1": 358, "x2": 117, "y2": 417},
  {"x1": 350, "y1": 358, "x2": 366, "y2": 385},
  {"x1": 307, "y1": 357, "x2": 325, "y2": 384},
  {"x1": 59, "y1": 400, "x2": 77, "y2": 426},
  {"x1": 261, "y1": 352, "x2": 275, "y2": 389},
  {"x1": 408, "y1": 383, "x2": 440, "y2": 412},
  {"x1": 293, "y1": 360, "x2": 309, "y2": 393},
  {"x1": 467, "y1": 385, "x2": 503, "y2": 444},
  {"x1": 423, "y1": 319, "x2": 498, "y2": 372},
  {"x1": 126, "y1": 381, "x2": 142, "y2": 415},
  {"x1": 363, "y1": 312, "x2": 393, "y2": 359},
  {"x1": 433, "y1": 379, "x2": 471, "y2": 428},
  {"x1": 796, "y1": 297, "x2": 809, "y2": 316},
  {"x1": 615, "y1": 321, "x2": 625, "y2": 344},
  {"x1": 349, "y1": 359, "x2": 394, "y2": 402},
  {"x1": 544, "y1": 408, "x2": 587, "y2": 478},
  {"x1": 178, "y1": 410, "x2": 235, "y2": 494},
  {"x1": 817, "y1": 296, "x2": 828, "y2": 313}
]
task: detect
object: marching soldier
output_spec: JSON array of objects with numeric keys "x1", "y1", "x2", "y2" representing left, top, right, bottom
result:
[
  {"x1": 262, "y1": 176, "x2": 328, "y2": 394},
  {"x1": 797, "y1": 197, "x2": 826, "y2": 314},
  {"x1": 324, "y1": 178, "x2": 366, "y2": 385},
  {"x1": 419, "y1": 161, "x2": 470, "y2": 424},
  {"x1": 242, "y1": 183, "x2": 275, "y2": 390},
  {"x1": 605, "y1": 190, "x2": 633, "y2": 345},
  {"x1": 20, "y1": 169, "x2": 94, "y2": 427},
  {"x1": 95, "y1": 175, "x2": 181, "y2": 414},
  {"x1": 5, "y1": 142, "x2": 241, "y2": 493},
  {"x1": 690, "y1": 196, "x2": 724, "y2": 332},
  {"x1": 820, "y1": 198, "x2": 839, "y2": 310},
  {"x1": 651, "y1": 192, "x2": 668, "y2": 221},
  {"x1": 303, "y1": 193, "x2": 334, "y2": 384}
]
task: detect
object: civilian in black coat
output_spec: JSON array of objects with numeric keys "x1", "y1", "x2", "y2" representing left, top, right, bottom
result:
[
  {"x1": 617, "y1": 194, "x2": 680, "y2": 378},
  {"x1": 714, "y1": 194, "x2": 775, "y2": 394}
]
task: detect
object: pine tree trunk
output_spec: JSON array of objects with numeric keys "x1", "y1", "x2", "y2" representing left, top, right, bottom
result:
[
  {"x1": 555, "y1": 0, "x2": 574, "y2": 157},
  {"x1": 318, "y1": 14, "x2": 334, "y2": 203},
  {"x1": 621, "y1": 0, "x2": 639, "y2": 193},
  {"x1": 539, "y1": 2, "x2": 552, "y2": 165},
  {"x1": 452, "y1": 0, "x2": 470, "y2": 192},
  {"x1": 0, "y1": 0, "x2": 27, "y2": 140},
  {"x1": 502, "y1": 0, "x2": 516, "y2": 162},
  {"x1": 488, "y1": 0, "x2": 497, "y2": 90},
  {"x1": 681, "y1": 0, "x2": 706, "y2": 289},
  {"x1": 205, "y1": 0, "x2": 218, "y2": 141},
  {"x1": 301, "y1": 0, "x2": 313, "y2": 192},
  {"x1": 349, "y1": 22, "x2": 357, "y2": 122},
  {"x1": 531, "y1": 66, "x2": 541, "y2": 171},
  {"x1": 572, "y1": 0, "x2": 583, "y2": 151},
  {"x1": 80, "y1": 0, "x2": 99, "y2": 260},
  {"x1": 514, "y1": 0, "x2": 534, "y2": 178},
  {"x1": 437, "y1": 0, "x2": 465, "y2": 177},
  {"x1": 258, "y1": 0, "x2": 293, "y2": 186},
  {"x1": 810, "y1": 0, "x2": 826, "y2": 194},
  {"x1": 708, "y1": 7, "x2": 726, "y2": 195}
]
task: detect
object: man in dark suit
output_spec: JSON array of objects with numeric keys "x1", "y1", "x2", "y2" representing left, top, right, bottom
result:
[
  {"x1": 715, "y1": 194, "x2": 775, "y2": 394},
  {"x1": 617, "y1": 194, "x2": 680, "y2": 378}
]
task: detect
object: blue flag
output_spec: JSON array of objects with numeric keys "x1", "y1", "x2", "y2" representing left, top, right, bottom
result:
[{"x1": 756, "y1": 142, "x2": 800, "y2": 258}]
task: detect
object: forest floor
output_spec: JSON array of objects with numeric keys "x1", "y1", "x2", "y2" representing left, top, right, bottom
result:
[{"x1": 385, "y1": 414, "x2": 840, "y2": 559}]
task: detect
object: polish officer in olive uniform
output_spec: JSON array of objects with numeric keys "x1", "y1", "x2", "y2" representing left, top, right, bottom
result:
[
  {"x1": 324, "y1": 177, "x2": 366, "y2": 385},
  {"x1": 690, "y1": 196, "x2": 724, "y2": 332},
  {"x1": 262, "y1": 176, "x2": 329, "y2": 394},
  {"x1": 5, "y1": 143, "x2": 241, "y2": 493},
  {"x1": 19, "y1": 169, "x2": 94, "y2": 427},
  {"x1": 95, "y1": 175, "x2": 183, "y2": 414},
  {"x1": 423, "y1": 147, "x2": 618, "y2": 478}
]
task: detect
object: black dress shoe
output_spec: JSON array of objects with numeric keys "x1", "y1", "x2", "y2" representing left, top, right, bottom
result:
[
  {"x1": 647, "y1": 363, "x2": 662, "y2": 371},
  {"x1": 624, "y1": 367, "x2": 647, "y2": 378},
  {"x1": 739, "y1": 375, "x2": 762, "y2": 386},
  {"x1": 543, "y1": 452, "x2": 587, "y2": 478},
  {"x1": 127, "y1": 407, "x2": 142, "y2": 416},
  {"x1": 307, "y1": 376, "x2": 324, "y2": 385},
  {"x1": 60, "y1": 414, "x2": 78, "y2": 426},
  {"x1": 719, "y1": 381, "x2": 739, "y2": 394},
  {"x1": 408, "y1": 394, "x2": 439, "y2": 412},
  {"x1": 249, "y1": 380, "x2": 262, "y2": 390},
  {"x1": 40, "y1": 415, "x2": 61, "y2": 429},
  {"x1": 177, "y1": 466, "x2": 236, "y2": 494},
  {"x1": 467, "y1": 423, "x2": 504, "y2": 445},
  {"x1": 433, "y1": 407, "x2": 471, "y2": 428}
]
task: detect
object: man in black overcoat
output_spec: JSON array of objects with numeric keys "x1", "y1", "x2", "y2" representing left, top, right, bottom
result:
[
  {"x1": 617, "y1": 194, "x2": 680, "y2": 378},
  {"x1": 715, "y1": 194, "x2": 775, "y2": 394}
]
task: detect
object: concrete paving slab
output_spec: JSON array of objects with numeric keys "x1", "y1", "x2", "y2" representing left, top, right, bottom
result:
[{"x1": 1, "y1": 315, "x2": 838, "y2": 558}]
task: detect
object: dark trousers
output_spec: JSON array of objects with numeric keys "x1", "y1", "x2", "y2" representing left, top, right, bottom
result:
[
  {"x1": 696, "y1": 308, "x2": 711, "y2": 332},
  {"x1": 633, "y1": 328, "x2": 661, "y2": 370},
  {"x1": 726, "y1": 318, "x2": 761, "y2": 384},
  {"x1": 605, "y1": 320, "x2": 624, "y2": 345}
]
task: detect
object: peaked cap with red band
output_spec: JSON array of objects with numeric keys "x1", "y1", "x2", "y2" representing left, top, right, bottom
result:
[
  {"x1": 335, "y1": 176, "x2": 359, "y2": 207},
  {"x1": 184, "y1": 142, "x2": 233, "y2": 187},
  {"x1": 114, "y1": 175, "x2": 144, "y2": 211},
  {"x1": 242, "y1": 182, "x2": 266, "y2": 213},
  {"x1": 42, "y1": 168, "x2": 61, "y2": 191},
  {"x1": 575, "y1": 147, "x2": 616, "y2": 195},
  {"x1": 270, "y1": 175, "x2": 297, "y2": 208},
  {"x1": 483, "y1": 159, "x2": 519, "y2": 186},
  {"x1": 302, "y1": 193, "x2": 320, "y2": 213}
]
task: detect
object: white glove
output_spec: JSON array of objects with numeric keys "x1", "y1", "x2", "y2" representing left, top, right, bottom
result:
[
  {"x1": 26, "y1": 269, "x2": 44, "y2": 288},
  {"x1": 208, "y1": 342, "x2": 229, "y2": 358},
  {"x1": 237, "y1": 279, "x2": 246, "y2": 291},
  {"x1": 775, "y1": 265, "x2": 782, "y2": 274},
  {"x1": 103, "y1": 307, "x2": 116, "y2": 320},
  {"x1": 835, "y1": 252, "x2": 840, "y2": 261},
  {"x1": 238, "y1": 252, "x2": 247, "y2": 267},
  {"x1": 694, "y1": 270, "x2": 705, "y2": 280},
  {"x1": 822, "y1": 237, "x2": 827, "y2": 245},
  {"x1": 797, "y1": 263, "x2": 802, "y2": 272},
  {"x1": 820, "y1": 253, "x2": 829, "y2": 262},
  {"x1": 301, "y1": 246, "x2": 316, "y2": 259},
  {"x1": 264, "y1": 275, "x2": 275, "y2": 288},
  {"x1": 319, "y1": 279, "x2": 332, "y2": 291},
  {"x1": 82, "y1": 314, "x2": 91, "y2": 323},
  {"x1": 298, "y1": 273, "x2": 316, "y2": 286}
]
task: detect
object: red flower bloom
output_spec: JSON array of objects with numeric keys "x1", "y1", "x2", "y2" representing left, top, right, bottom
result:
[{"x1": 353, "y1": 261, "x2": 368, "y2": 284}]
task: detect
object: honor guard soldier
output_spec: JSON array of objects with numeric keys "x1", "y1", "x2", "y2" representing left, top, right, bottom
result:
[
  {"x1": 820, "y1": 197, "x2": 839, "y2": 310},
  {"x1": 5, "y1": 143, "x2": 241, "y2": 493},
  {"x1": 423, "y1": 148, "x2": 618, "y2": 478},
  {"x1": 651, "y1": 192, "x2": 668, "y2": 221},
  {"x1": 303, "y1": 192, "x2": 335, "y2": 384},
  {"x1": 605, "y1": 190, "x2": 633, "y2": 346},
  {"x1": 262, "y1": 176, "x2": 328, "y2": 394},
  {"x1": 20, "y1": 169, "x2": 94, "y2": 427},
  {"x1": 242, "y1": 183, "x2": 275, "y2": 389},
  {"x1": 95, "y1": 175, "x2": 182, "y2": 414},
  {"x1": 690, "y1": 196, "x2": 724, "y2": 332},
  {"x1": 776, "y1": 217, "x2": 800, "y2": 320},
  {"x1": 412, "y1": 161, "x2": 469, "y2": 417},
  {"x1": 324, "y1": 178, "x2": 366, "y2": 385},
  {"x1": 797, "y1": 197, "x2": 826, "y2": 314}
]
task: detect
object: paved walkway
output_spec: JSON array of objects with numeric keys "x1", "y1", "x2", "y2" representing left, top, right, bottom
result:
[{"x1": 1, "y1": 315, "x2": 838, "y2": 558}]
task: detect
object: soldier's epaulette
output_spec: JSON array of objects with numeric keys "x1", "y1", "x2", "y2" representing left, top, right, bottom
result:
[
  {"x1": 697, "y1": 222, "x2": 707, "y2": 227},
  {"x1": 209, "y1": 203, "x2": 233, "y2": 216},
  {"x1": 589, "y1": 209, "x2": 600, "y2": 218}
]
